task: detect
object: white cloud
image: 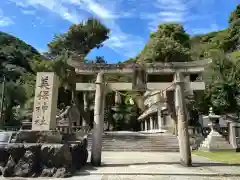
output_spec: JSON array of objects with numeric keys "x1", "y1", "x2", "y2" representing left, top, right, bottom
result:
[
  {"x1": 142, "y1": 0, "x2": 189, "y2": 31},
  {"x1": 9, "y1": 1, "x2": 29, "y2": 8},
  {"x1": 10, "y1": 0, "x2": 144, "y2": 58},
  {"x1": 74, "y1": 0, "x2": 144, "y2": 57},
  {"x1": 7, "y1": 0, "x2": 231, "y2": 58},
  {"x1": 0, "y1": 10, "x2": 14, "y2": 27},
  {"x1": 0, "y1": 17, "x2": 14, "y2": 27},
  {"x1": 22, "y1": 10, "x2": 36, "y2": 15},
  {"x1": 10, "y1": 0, "x2": 85, "y2": 23},
  {"x1": 79, "y1": 0, "x2": 116, "y2": 19},
  {"x1": 188, "y1": 23, "x2": 222, "y2": 35}
]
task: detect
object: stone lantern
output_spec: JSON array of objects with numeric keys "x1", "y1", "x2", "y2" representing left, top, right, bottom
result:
[
  {"x1": 208, "y1": 107, "x2": 221, "y2": 132},
  {"x1": 199, "y1": 107, "x2": 233, "y2": 151}
]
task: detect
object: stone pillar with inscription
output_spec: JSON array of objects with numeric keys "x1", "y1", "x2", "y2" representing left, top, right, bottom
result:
[{"x1": 32, "y1": 72, "x2": 59, "y2": 131}]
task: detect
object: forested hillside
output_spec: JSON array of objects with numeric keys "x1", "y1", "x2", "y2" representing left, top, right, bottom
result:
[
  {"x1": 126, "y1": 4, "x2": 240, "y2": 63},
  {"x1": 0, "y1": 4, "x2": 240, "y2": 129}
]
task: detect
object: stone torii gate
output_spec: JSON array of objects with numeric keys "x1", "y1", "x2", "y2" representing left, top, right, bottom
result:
[{"x1": 68, "y1": 59, "x2": 211, "y2": 166}]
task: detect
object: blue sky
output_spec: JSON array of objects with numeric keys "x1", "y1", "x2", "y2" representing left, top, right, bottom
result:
[{"x1": 0, "y1": 0, "x2": 239, "y2": 63}]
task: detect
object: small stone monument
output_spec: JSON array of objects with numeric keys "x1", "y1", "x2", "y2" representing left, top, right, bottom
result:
[
  {"x1": 16, "y1": 72, "x2": 62, "y2": 143},
  {"x1": 199, "y1": 107, "x2": 234, "y2": 151},
  {"x1": 32, "y1": 72, "x2": 59, "y2": 130}
]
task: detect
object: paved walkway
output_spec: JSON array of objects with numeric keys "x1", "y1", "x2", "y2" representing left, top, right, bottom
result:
[
  {"x1": 76, "y1": 152, "x2": 240, "y2": 180},
  {"x1": 2, "y1": 152, "x2": 240, "y2": 179}
]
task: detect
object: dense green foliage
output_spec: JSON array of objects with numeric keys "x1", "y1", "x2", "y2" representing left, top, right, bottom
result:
[
  {"x1": 48, "y1": 18, "x2": 109, "y2": 57},
  {"x1": 0, "y1": 31, "x2": 44, "y2": 127},
  {"x1": 137, "y1": 24, "x2": 191, "y2": 63}
]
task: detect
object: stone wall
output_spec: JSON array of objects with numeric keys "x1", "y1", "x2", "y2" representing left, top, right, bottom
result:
[{"x1": 0, "y1": 141, "x2": 88, "y2": 178}]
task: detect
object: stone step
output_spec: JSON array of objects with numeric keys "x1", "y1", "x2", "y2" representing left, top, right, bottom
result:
[
  {"x1": 89, "y1": 138, "x2": 179, "y2": 140},
  {"x1": 90, "y1": 149, "x2": 180, "y2": 152},
  {"x1": 87, "y1": 139, "x2": 179, "y2": 141},
  {"x1": 87, "y1": 143, "x2": 179, "y2": 146},
  {"x1": 99, "y1": 149, "x2": 180, "y2": 152},
  {"x1": 88, "y1": 147, "x2": 179, "y2": 150},
  {"x1": 86, "y1": 133, "x2": 179, "y2": 152},
  {"x1": 98, "y1": 136, "x2": 178, "y2": 139},
  {"x1": 88, "y1": 140, "x2": 178, "y2": 144},
  {"x1": 87, "y1": 139, "x2": 179, "y2": 143},
  {"x1": 87, "y1": 142, "x2": 179, "y2": 146},
  {"x1": 87, "y1": 137, "x2": 179, "y2": 140},
  {"x1": 88, "y1": 143, "x2": 179, "y2": 145}
]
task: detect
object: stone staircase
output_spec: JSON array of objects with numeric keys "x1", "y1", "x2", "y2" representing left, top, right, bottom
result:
[{"x1": 87, "y1": 132, "x2": 179, "y2": 152}]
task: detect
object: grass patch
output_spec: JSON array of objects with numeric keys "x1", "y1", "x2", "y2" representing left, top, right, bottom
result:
[{"x1": 193, "y1": 150, "x2": 240, "y2": 164}]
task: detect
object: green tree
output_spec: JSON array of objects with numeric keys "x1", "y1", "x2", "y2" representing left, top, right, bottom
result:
[
  {"x1": 229, "y1": 4, "x2": 240, "y2": 24},
  {"x1": 48, "y1": 18, "x2": 109, "y2": 57},
  {"x1": 190, "y1": 29, "x2": 229, "y2": 60},
  {"x1": 137, "y1": 24, "x2": 191, "y2": 63},
  {"x1": 220, "y1": 4, "x2": 240, "y2": 52},
  {"x1": 47, "y1": 18, "x2": 110, "y2": 125},
  {"x1": 0, "y1": 81, "x2": 28, "y2": 127},
  {"x1": 204, "y1": 50, "x2": 240, "y2": 116}
]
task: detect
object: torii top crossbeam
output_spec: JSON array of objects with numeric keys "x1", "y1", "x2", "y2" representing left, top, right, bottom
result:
[{"x1": 68, "y1": 58, "x2": 212, "y2": 74}]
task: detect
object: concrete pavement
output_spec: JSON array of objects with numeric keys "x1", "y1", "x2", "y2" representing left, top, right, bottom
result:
[
  {"x1": 2, "y1": 152, "x2": 240, "y2": 179},
  {"x1": 76, "y1": 152, "x2": 240, "y2": 179}
]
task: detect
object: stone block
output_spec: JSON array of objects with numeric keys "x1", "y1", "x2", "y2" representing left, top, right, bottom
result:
[
  {"x1": 15, "y1": 130, "x2": 62, "y2": 143},
  {"x1": 0, "y1": 142, "x2": 88, "y2": 177},
  {"x1": 199, "y1": 130, "x2": 234, "y2": 151}
]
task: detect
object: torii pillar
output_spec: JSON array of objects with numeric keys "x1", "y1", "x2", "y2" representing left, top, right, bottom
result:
[
  {"x1": 174, "y1": 72, "x2": 192, "y2": 166},
  {"x1": 91, "y1": 72, "x2": 105, "y2": 166}
]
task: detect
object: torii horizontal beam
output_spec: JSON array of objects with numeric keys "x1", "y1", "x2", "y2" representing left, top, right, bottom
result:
[
  {"x1": 68, "y1": 59, "x2": 212, "y2": 74},
  {"x1": 76, "y1": 82, "x2": 205, "y2": 91}
]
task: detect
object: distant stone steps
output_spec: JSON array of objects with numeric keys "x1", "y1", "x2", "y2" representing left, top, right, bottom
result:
[{"x1": 87, "y1": 132, "x2": 179, "y2": 152}]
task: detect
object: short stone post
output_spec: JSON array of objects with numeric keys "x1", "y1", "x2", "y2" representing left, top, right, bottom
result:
[
  {"x1": 229, "y1": 122, "x2": 238, "y2": 149},
  {"x1": 91, "y1": 72, "x2": 105, "y2": 166},
  {"x1": 174, "y1": 72, "x2": 192, "y2": 167}
]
